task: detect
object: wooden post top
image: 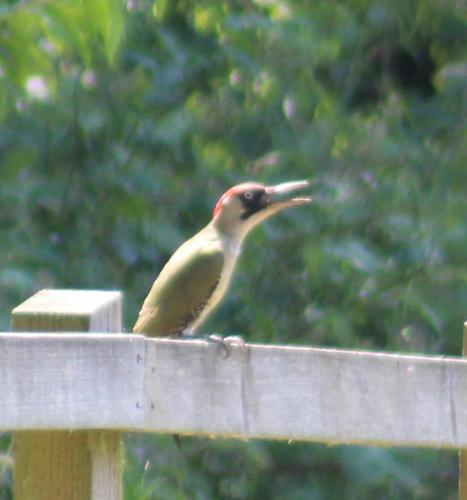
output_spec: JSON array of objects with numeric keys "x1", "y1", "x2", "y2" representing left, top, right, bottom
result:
[{"x1": 11, "y1": 289, "x2": 123, "y2": 332}]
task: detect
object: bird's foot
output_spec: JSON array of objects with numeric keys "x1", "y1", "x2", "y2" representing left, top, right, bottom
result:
[
  {"x1": 223, "y1": 335, "x2": 245, "y2": 346},
  {"x1": 179, "y1": 332, "x2": 245, "y2": 358},
  {"x1": 204, "y1": 334, "x2": 231, "y2": 358},
  {"x1": 197, "y1": 333, "x2": 245, "y2": 358}
]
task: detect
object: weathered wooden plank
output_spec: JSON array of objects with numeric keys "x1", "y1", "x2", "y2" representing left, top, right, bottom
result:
[
  {"x1": 0, "y1": 333, "x2": 144, "y2": 429},
  {"x1": 88, "y1": 431, "x2": 123, "y2": 500},
  {"x1": 2, "y1": 332, "x2": 467, "y2": 448},
  {"x1": 13, "y1": 431, "x2": 92, "y2": 500},
  {"x1": 10, "y1": 289, "x2": 128, "y2": 500},
  {"x1": 143, "y1": 338, "x2": 467, "y2": 448}
]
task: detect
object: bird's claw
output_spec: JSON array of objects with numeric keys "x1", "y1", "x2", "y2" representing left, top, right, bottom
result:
[
  {"x1": 203, "y1": 334, "x2": 245, "y2": 358},
  {"x1": 205, "y1": 334, "x2": 230, "y2": 358}
]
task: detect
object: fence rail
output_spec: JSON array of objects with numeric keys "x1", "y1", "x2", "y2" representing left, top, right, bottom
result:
[
  {"x1": 3, "y1": 289, "x2": 467, "y2": 499},
  {"x1": 2, "y1": 332, "x2": 467, "y2": 448}
]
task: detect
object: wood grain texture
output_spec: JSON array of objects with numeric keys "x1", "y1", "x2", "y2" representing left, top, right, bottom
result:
[
  {"x1": 11, "y1": 289, "x2": 122, "y2": 332},
  {"x1": 13, "y1": 431, "x2": 92, "y2": 500},
  {"x1": 3, "y1": 327, "x2": 467, "y2": 448},
  {"x1": 143, "y1": 339, "x2": 467, "y2": 448},
  {"x1": 0, "y1": 333, "x2": 144, "y2": 429},
  {"x1": 88, "y1": 431, "x2": 123, "y2": 500},
  {"x1": 10, "y1": 289, "x2": 126, "y2": 500}
]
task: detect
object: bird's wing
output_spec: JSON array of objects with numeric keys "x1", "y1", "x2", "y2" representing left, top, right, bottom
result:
[{"x1": 133, "y1": 242, "x2": 224, "y2": 337}]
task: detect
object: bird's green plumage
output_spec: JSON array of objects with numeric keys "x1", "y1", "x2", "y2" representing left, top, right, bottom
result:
[
  {"x1": 133, "y1": 180, "x2": 310, "y2": 338},
  {"x1": 133, "y1": 227, "x2": 225, "y2": 337}
]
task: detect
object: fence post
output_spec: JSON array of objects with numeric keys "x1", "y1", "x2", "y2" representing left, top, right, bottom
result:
[
  {"x1": 11, "y1": 289, "x2": 123, "y2": 500},
  {"x1": 460, "y1": 322, "x2": 467, "y2": 500}
]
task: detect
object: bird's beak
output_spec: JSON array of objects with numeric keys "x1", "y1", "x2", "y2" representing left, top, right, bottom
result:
[{"x1": 264, "y1": 180, "x2": 312, "y2": 214}]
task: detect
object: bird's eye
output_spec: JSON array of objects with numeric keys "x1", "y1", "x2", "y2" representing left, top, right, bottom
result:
[{"x1": 244, "y1": 191, "x2": 254, "y2": 200}]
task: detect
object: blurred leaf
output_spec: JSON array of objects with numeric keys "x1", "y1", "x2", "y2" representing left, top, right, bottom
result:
[
  {"x1": 41, "y1": 3, "x2": 92, "y2": 66},
  {"x1": 81, "y1": 0, "x2": 125, "y2": 64}
]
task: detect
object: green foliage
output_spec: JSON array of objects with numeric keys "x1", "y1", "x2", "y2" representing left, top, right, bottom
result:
[
  {"x1": 0, "y1": 0, "x2": 466, "y2": 497},
  {"x1": 0, "y1": 434, "x2": 12, "y2": 500}
]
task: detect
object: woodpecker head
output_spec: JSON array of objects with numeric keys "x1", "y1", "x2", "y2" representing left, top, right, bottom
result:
[{"x1": 212, "y1": 180, "x2": 311, "y2": 241}]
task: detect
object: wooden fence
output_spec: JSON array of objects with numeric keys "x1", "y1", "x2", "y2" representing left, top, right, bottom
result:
[{"x1": 1, "y1": 289, "x2": 466, "y2": 499}]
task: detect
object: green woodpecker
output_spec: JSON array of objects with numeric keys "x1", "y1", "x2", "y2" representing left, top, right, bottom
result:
[{"x1": 133, "y1": 180, "x2": 311, "y2": 338}]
